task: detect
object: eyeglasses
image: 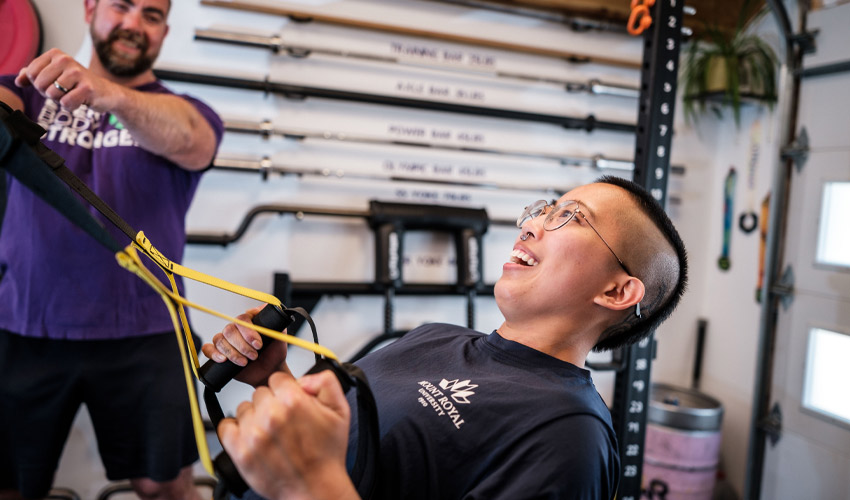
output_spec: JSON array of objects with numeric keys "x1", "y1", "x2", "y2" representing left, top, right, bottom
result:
[{"x1": 517, "y1": 200, "x2": 634, "y2": 278}]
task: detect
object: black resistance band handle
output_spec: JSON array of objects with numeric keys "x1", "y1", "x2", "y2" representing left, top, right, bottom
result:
[
  {"x1": 211, "y1": 358, "x2": 360, "y2": 499},
  {"x1": 198, "y1": 303, "x2": 294, "y2": 392}
]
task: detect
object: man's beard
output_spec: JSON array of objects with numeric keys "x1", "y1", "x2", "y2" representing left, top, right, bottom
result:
[{"x1": 92, "y1": 26, "x2": 156, "y2": 78}]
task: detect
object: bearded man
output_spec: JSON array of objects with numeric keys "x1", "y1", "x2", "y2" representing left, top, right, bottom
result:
[{"x1": 0, "y1": 1, "x2": 223, "y2": 498}]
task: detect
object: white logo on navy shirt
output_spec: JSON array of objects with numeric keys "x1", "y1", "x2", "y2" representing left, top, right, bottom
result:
[
  {"x1": 417, "y1": 378, "x2": 475, "y2": 429},
  {"x1": 439, "y1": 378, "x2": 477, "y2": 404}
]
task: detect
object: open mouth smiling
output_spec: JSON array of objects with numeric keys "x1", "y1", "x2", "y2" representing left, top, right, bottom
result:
[{"x1": 510, "y1": 249, "x2": 538, "y2": 267}]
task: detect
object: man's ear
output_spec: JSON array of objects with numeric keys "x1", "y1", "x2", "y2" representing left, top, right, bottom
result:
[
  {"x1": 84, "y1": 0, "x2": 97, "y2": 23},
  {"x1": 593, "y1": 276, "x2": 645, "y2": 312}
]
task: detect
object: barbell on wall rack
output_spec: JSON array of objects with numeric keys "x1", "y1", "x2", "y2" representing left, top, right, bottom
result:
[
  {"x1": 193, "y1": 27, "x2": 640, "y2": 99},
  {"x1": 199, "y1": 0, "x2": 642, "y2": 69},
  {"x1": 154, "y1": 68, "x2": 636, "y2": 133},
  {"x1": 224, "y1": 118, "x2": 625, "y2": 167},
  {"x1": 185, "y1": 195, "x2": 679, "y2": 248},
  {"x1": 211, "y1": 154, "x2": 565, "y2": 193},
  {"x1": 222, "y1": 117, "x2": 686, "y2": 175},
  {"x1": 209, "y1": 149, "x2": 674, "y2": 192},
  {"x1": 186, "y1": 202, "x2": 514, "y2": 247}
]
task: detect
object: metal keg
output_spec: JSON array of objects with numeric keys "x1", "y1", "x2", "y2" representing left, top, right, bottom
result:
[{"x1": 643, "y1": 383, "x2": 725, "y2": 500}]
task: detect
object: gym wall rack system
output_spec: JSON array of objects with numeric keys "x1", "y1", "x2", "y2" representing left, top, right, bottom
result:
[
  {"x1": 219, "y1": 117, "x2": 687, "y2": 173},
  {"x1": 193, "y1": 27, "x2": 641, "y2": 99},
  {"x1": 189, "y1": 200, "x2": 498, "y2": 334},
  {"x1": 207, "y1": 153, "x2": 684, "y2": 205},
  {"x1": 161, "y1": 2, "x2": 645, "y2": 132},
  {"x1": 213, "y1": 117, "x2": 686, "y2": 199},
  {"x1": 154, "y1": 67, "x2": 635, "y2": 133},
  {"x1": 199, "y1": 0, "x2": 642, "y2": 68},
  {"x1": 210, "y1": 154, "x2": 567, "y2": 193},
  {"x1": 220, "y1": 117, "x2": 641, "y2": 164}
]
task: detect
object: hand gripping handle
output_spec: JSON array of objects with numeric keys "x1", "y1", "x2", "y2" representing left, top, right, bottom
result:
[
  {"x1": 198, "y1": 304, "x2": 294, "y2": 392},
  {"x1": 211, "y1": 358, "x2": 358, "y2": 499}
]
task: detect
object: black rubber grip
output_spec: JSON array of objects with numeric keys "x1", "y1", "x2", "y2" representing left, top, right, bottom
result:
[{"x1": 198, "y1": 304, "x2": 293, "y2": 392}]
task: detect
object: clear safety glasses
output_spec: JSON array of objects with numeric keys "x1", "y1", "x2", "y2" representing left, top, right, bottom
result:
[{"x1": 516, "y1": 200, "x2": 634, "y2": 278}]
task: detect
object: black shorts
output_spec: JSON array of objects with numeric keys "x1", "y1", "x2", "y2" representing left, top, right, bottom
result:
[{"x1": 0, "y1": 331, "x2": 199, "y2": 498}]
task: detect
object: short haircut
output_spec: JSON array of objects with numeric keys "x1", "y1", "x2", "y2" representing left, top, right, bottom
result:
[{"x1": 592, "y1": 175, "x2": 688, "y2": 352}]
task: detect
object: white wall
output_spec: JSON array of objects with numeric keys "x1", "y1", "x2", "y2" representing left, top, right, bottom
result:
[
  {"x1": 652, "y1": 9, "x2": 791, "y2": 496},
  {"x1": 656, "y1": 105, "x2": 783, "y2": 495},
  {"x1": 15, "y1": 0, "x2": 802, "y2": 498}
]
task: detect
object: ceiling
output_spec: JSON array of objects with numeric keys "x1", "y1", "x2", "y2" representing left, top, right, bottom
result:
[{"x1": 459, "y1": 0, "x2": 769, "y2": 39}]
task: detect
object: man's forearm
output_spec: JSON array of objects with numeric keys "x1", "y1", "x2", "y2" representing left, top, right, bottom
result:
[{"x1": 102, "y1": 83, "x2": 217, "y2": 171}]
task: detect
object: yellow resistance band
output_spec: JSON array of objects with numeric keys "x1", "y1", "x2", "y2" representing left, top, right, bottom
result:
[{"x1": 115, "y1": 232, "x2": 338, "y2": 477}]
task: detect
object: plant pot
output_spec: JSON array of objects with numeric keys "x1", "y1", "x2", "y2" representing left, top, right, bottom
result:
[{"x1": 705, "y1": 56, "x2": 729, "y2": 93}]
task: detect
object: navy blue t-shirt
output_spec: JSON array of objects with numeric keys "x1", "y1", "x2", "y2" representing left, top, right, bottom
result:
[{"x1": 349, "y1": 323, "x2": 620, "y2": 500}]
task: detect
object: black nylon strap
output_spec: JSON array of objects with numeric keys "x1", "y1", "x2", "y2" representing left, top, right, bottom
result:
[
  {"x1": 0, "y1": 102, "x2": 123, "y2": 254},
  {"x1": 343, "y1": 362, "x2": 379, "y2": 500},
  {"x1": 285, "y1": 306, "x2": 321, "y2": 363},
  {"x1": 50, "y1": 162, "x2": 138, "y2": 241},
  {"x1": 0, "y1": 102, "x2": 138, "y2": 243}
]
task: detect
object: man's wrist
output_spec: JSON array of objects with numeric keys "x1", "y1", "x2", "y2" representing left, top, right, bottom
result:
[
  {"x1": 89, "y1": 78, "x2": 126, "y2": 114},
  {"x1": 303, "y1": 463, "x2": 360, "y2": 500}
]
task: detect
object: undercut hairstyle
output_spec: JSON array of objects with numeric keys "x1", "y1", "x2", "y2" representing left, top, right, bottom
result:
[{"x1": 592, "y1": 175, "x2": 688, "y2": 352}]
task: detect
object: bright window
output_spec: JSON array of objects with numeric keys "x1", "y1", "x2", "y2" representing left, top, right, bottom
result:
[
  {"x1": 803, "y1": 327, "x2": 850, "y2": 425},
  {"x1": 816, "y1": 182, "x2": 850, "y2": 268}
]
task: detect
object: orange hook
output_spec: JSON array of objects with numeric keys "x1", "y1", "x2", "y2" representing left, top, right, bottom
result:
[{"x1": 627, "y1": 0, "x2": 656, "y2": 36}]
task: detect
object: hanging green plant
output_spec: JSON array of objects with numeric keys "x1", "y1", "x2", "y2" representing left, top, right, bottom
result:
[{"x1": 681, "y1": 3, "x2": 779, "y2": 125}]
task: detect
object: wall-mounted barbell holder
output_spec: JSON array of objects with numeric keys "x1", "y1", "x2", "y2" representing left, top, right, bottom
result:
[
  {"x1": 155, "y1": 68, "x2": 636, "y2": 133},
  {"x1": 194, "y1": 27, "x2": 640, "y2": 99}
]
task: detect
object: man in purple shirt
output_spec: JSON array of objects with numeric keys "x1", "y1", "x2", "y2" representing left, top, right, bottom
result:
[{"x1": 0, "y1": 1, "x2": 223, "y2": 498}]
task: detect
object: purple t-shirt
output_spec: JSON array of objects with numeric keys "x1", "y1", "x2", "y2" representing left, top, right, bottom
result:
[{"x1": 0, "y1": 76, "x2": 223, "y2": 339}]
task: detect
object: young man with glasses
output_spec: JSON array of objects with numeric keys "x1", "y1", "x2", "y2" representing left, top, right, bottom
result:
[{"x1": 203, "y1": 175, "x2": 688, "y2": 500}]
